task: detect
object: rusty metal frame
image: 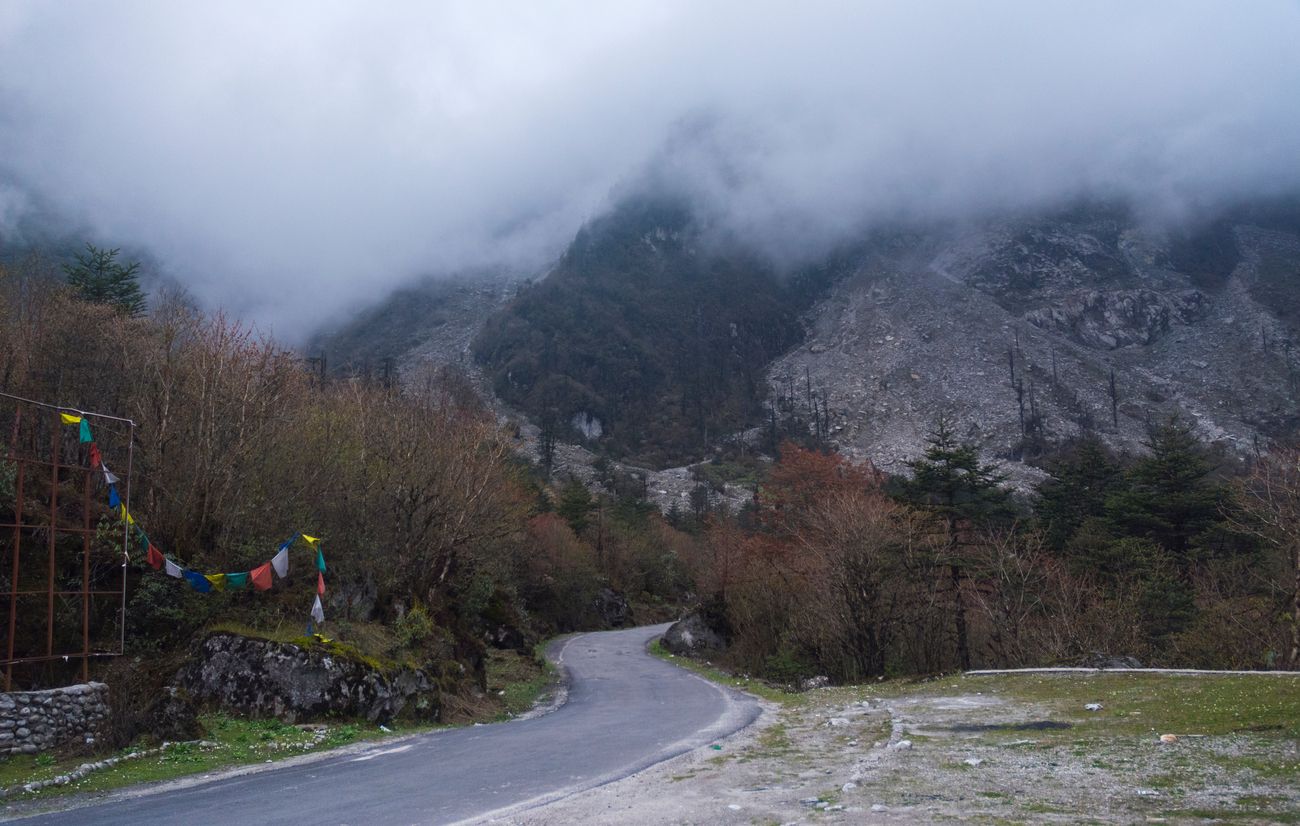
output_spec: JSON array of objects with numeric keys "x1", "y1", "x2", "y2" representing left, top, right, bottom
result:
[{"x1": 0, "y1": 391, "x2": 134, "y2": 690}]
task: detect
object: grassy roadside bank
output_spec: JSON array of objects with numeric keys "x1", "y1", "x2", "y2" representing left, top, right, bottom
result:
[
  {"x1": 648, "y1": 638, "x2": 1300, "y2": 823},
  {"x1": 0, "y1": 645, "x2": 556, "y2": 807}
]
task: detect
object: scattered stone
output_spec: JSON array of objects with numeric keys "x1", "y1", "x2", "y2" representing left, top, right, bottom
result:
[
  {"x1": 800, "y1": 675, "x2": 831, "y2": 691},
  {"x1": 963, "y1": 757, "x2": 983, "y2": 766},
  {"x1": 842, "y1": 782, "x2": 858, "y2": 792},
  {"x1": 1085, "y1": 703, "x2": 1104, "y2": 711},
  {"x1": 727, "y1": 804, "x2": 741, "y2": 811},
  {"x1": 1159, "y1": 734, "x2": 1178, "y2": 744},
  {"x1": 871, "y1": 803, "x2": 890, "y2": 812},
  {"x1": 889, "y1": 739, "x2": 912, "y2": 750},
  {"x1": 827, "y1": 717, "x2": 850, "y2": 727}
]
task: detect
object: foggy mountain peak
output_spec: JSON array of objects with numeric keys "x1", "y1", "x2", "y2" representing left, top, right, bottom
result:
[{"x1": 1, "y1": 1, "x2": 1299, "y2": 339}]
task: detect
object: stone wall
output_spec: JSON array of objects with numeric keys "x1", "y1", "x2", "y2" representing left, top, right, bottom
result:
[{"x1": 0, "y1": 683, "x2": 110, "y2": 755}]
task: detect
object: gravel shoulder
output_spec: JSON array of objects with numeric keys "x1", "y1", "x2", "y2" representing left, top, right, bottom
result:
[{"x1": 499, "y1": 661, "x2": 1300, "y2": 824}]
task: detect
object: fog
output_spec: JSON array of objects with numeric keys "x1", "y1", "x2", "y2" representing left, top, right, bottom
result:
[{"x1": 1, "y1": 1, "x2": 1298, "y2": 339}]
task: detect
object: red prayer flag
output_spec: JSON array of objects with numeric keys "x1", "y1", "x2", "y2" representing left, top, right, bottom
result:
[
  {"x1": 146, "y1": 544, "x2": 165, "y2": 571},
  {"x1": 88, "y1": 443, "x2": 102, "y2": 469},
  {"x1": 250, "y1": 562, "x2": 273, "y2": 591},
  {"x1": 317, "y1": 571, "x2": 326, "y2": 596}
]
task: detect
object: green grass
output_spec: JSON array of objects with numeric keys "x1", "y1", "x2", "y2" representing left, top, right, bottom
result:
[
  {"x1": 952, "y1": 672, "x2": 1300, "y2": 739},
  {"x1": 648, "y1": 638, "x2": 805, "y2": 707},
  {"x1": 485, "y1": 644, "x2": 556, "y2": 719},
  {"x1": 0, "y1": 714, "x2": 413, "y2": 800}
]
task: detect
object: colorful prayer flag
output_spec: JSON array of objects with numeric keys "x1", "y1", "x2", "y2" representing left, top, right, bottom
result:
[
  {"x1": 250, "y1": 562, "x2": 273, "y2": 591},
  {"x1": 59, "y1": 412, "x2": 82, "y2": 425},
  {"x1": 183, "y1": 570, "x2": 211, "y2": 593},
  {"x1": 225, "y1": 572, "x2": 250, "y2": 590},
  {"x1": 79, "y1": 419, "x2": 92, "y2": 443},
  {"x1": 315, "y1": 549, "x2": 326, "y2": 573},
  {"x1": 146, "y1": 544, "x2": 165, "y2": 570},
  {"x1": 88, "y1": 443, "x2": 102, "y2": 469},
  {"x1": 301, "y1": 535, "x2": 320, "y2": 546},
  {"x1": 317, "y1": 571, "x2": 326, "y2": 596},
  {"x1": 205, "y1": 573, "x2": 227, "y2": 591},
  {"x1": 103, "y1": 465, "x2": 120, "y2": 485},
  {"x1": 165, "y1": 559, "x2": 184, "y2": 578},
  {"x1": 138, "y1": 530, "x2": 149, "y2": 552},
  {"x1": 108, "y1": 486, "x2": 120, "y2": 510},
  {"x1": 119, "y1": 504, "x2": 134, "y2": 525},
  {"x1": 311, "y1": 595, "x2": 324, "y2": 624},
  {"x1": 271, "y1": 546, "x2": 289, "y2": 579}
]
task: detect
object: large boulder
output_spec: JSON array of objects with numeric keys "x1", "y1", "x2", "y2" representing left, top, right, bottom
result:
[
  {"x1": 177, "y1": 632, "x2": 439, "y2": 724},
  {"x1": 662, "y1": 610, "x2": 727, "y2": 656},
  {"x1": 593, "y1": 587, "x2": 633, "y2": 629}
]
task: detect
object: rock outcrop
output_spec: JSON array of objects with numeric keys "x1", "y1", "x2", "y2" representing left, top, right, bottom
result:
[
  {"x1": 593, "y1": 587, "x2": 633, "y2": 628},
  {"x1": 177, "y1": 632, "x2": 439, "y2": 724},
  {"x1": 662, "y1": 611, "x2": 727, "y2": 656}
]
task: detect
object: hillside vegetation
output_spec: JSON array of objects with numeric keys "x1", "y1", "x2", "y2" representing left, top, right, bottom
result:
[{"x1": 473, "y1": 198, "x2": 844, "y2": 467}]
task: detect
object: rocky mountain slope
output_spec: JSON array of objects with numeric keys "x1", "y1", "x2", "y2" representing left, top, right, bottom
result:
[
  {"x1": 316, "y1": 199, "x2": 1300, "y2": 498},
  {"x1": 772, "y1": 206, "x2": 1300, "y2": 484}
]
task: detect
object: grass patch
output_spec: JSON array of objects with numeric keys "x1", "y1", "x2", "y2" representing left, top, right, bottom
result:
[
  {"x1": 485, "y1": 644, "x2": 556, "y2": 719},
  {"x1": 955, "y1": 672, "x2": 1300, "y2": 739},
  {"x1": 0, "y1": 714, "x2": 416, "y2": 801},
  {"x1": 648, "y1": 638, "x2": 805, "y2": 707}
]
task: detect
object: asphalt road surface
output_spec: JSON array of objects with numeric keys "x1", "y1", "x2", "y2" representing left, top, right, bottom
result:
[{"x1": 12, "y1": 623, "x2": 759, "y2": 825}]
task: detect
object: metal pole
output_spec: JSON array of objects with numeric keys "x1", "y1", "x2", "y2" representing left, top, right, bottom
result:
[
  {"x1": 6, "y1": 454, "x2": 25, "y2": 691},
  {"x1": 81, "y1": 464, "x2": 91, "y2": 682},
  {"x1": 47, "y1": 411, "x2": 58, "y2": 659},
  {"x1": 120, "y1": 420, "x2": 134, "y2": 656}
]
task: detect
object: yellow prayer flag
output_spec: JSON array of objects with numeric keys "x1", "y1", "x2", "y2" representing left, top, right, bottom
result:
[
  {"x1": 120, "y1": 505, "x2": 135, "y2": 525},
  {"x1": 60, "y1": 412, "x2": 82, "y2": 425},
  {"x1": 301, "y1": 535, "x2": 321, "y2": 545},
  {"x1": 205, "y1": 573, "x2": 227, "y2": 591}
]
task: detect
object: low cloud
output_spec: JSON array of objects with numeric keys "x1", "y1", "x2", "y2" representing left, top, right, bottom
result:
[{"x1": 1, "y1": 1, "x2": 1298, "y2": 338}]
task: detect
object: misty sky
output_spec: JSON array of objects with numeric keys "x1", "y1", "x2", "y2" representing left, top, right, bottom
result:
[{"x1": 2, "y1": 1, "x2": 1299, "y2": 340}]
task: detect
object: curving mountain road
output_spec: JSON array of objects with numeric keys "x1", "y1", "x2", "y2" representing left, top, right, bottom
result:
[{"x1": 12, "y1": 624, "x2": 758, "y2": 825}]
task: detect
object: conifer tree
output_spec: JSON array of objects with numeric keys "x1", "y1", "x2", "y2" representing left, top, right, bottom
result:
[
  {"x1": 1103, "y1": 417, "x2": 1225, "y2": 566},
  {"x1": 896, "y1": 416, "x2": 1013, "y2": 669},
  {"x1": 63, "y1": 243, "x2": 147, "y2": 316}
]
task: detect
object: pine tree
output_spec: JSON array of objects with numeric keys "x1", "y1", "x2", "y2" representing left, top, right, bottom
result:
[
  {"x1": 556, "y1": 479, "x2": 595, "y2": 535},
  {"x1": 1103, "y1": 417, "x2": 1225, "y2": 566},
  {"x1": 1036, "y1": 437, "x2": 1125, "y2": 551},
  {"x1": 63, "y1": 243, "x2": 147, "y2": 316},
  {"x1": 896, "y1": 416, "x2": 1014, "y2": 669}
]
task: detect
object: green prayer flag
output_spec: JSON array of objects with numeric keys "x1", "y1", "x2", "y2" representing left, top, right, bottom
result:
[
  {"x1": 138, "y1": 531, "x2": 149, "y2": 552},
  {"x1": 225, "y1": 572, "x2": 250, "y2": 590},
  {"x1": 316, "y1": 549, "x2": 326, "y2": 573},
  {"x1": 79, "y1": 419, "x2": 92, "y2": 443}
]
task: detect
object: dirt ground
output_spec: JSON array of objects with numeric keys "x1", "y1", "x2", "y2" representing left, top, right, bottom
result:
[{"x1": 497, "y1": 671, "x2": 1300, "y2": 825}]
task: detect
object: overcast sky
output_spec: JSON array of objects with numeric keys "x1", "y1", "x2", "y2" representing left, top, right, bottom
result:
[{"x1": 1, "y1": 1, "x2": 1299, "y2": 340}]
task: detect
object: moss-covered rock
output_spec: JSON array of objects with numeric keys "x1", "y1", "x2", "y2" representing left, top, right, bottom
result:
[{"x1": 176, "y1": 632, "x2": 440, "y2": 724}]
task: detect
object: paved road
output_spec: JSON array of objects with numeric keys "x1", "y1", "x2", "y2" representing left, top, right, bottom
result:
[{"x1": 13, "y1": 624, "x2": 758, "y2": 825}]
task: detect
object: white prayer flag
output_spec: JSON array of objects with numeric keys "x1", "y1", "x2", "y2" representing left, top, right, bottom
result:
[
  {"x1": 271, "y1": 547, "x2": 289, "y2": 578},
  {"x1": 102, "y1": 464, "x2": 120, "y2": 485},
  {"x1": 165, "y1": 559, "x2": 183, "y2": 578},
  {"x1": 311, "y1": 595, "x2": 325, "y2": 624}
]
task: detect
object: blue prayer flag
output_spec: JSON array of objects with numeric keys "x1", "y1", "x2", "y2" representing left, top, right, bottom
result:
[{"x1": 183, "y1": 570, "x2": 212, "y2": 593}]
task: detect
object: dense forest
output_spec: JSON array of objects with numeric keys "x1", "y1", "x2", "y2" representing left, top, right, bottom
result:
[{"x1": 472, "y1": 197, "x2": 848, "y2": 467}]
